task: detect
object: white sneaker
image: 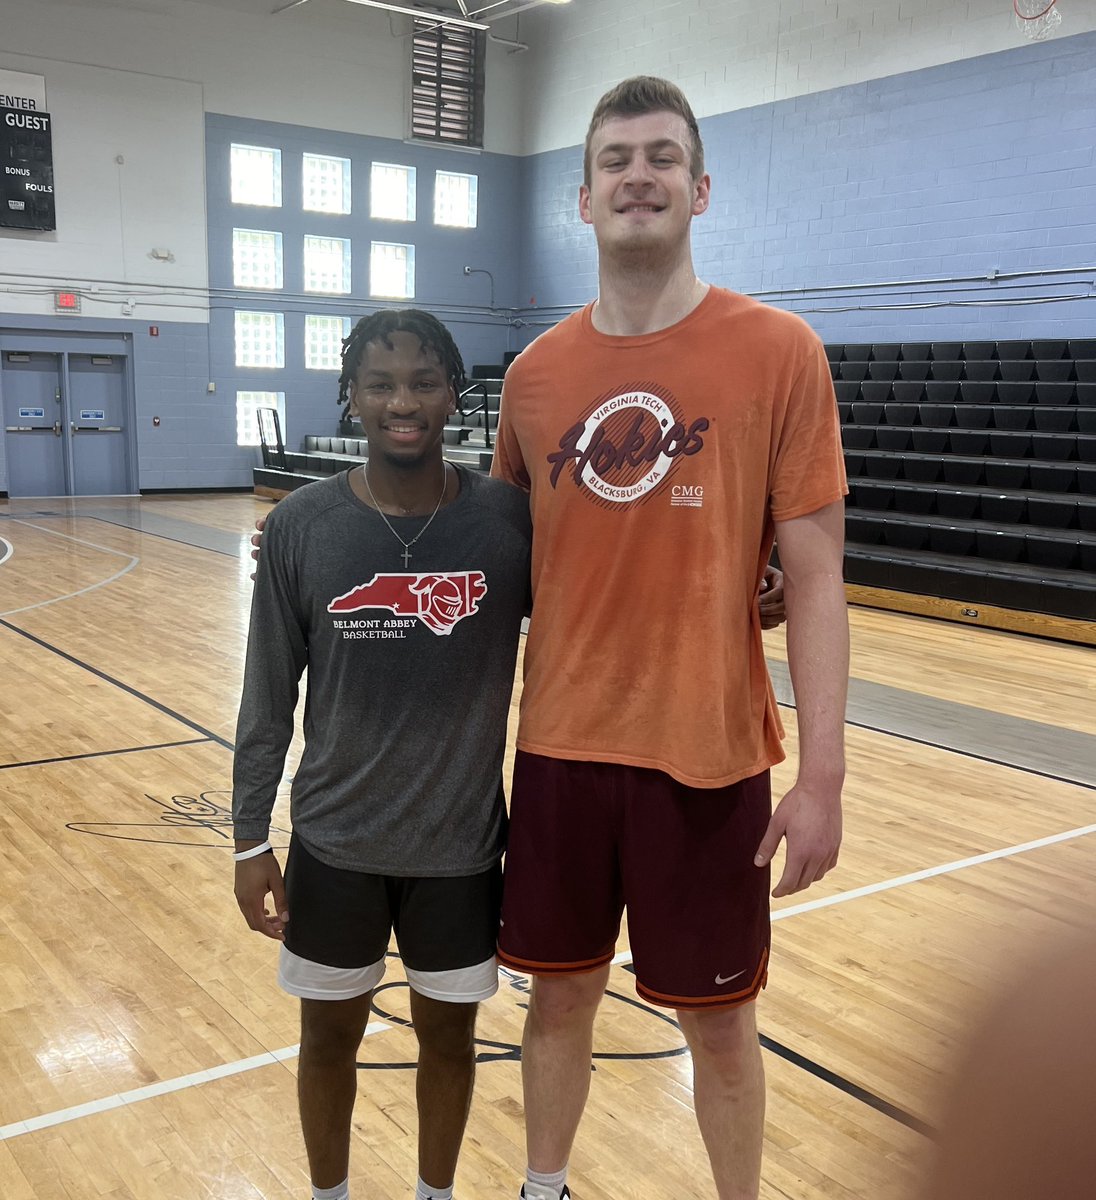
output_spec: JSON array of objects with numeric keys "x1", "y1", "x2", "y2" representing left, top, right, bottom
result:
[{"x1": 519, "y1": 1188, "x2": 570, "y2": 1200}]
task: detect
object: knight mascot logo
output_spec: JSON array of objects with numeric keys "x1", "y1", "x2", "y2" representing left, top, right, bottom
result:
[{"x1": 328, "y1": 572, "x2": 487, "y2": 635}]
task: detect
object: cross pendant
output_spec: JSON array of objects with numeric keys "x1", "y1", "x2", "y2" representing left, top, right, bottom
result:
[{"x1": 401, "y1": 546, "x2": 412, "y2": 568}]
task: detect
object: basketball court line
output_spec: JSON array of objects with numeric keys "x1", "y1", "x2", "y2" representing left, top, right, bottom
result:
[
  {"x1": 0, "y1": 737, "x2": 213, "y2": 772},
  {"x1": 0, "y1": 618, "x2": 234, "y2": 751},
  {"x1": 3, "y1": 818, "x2": 1091, "y2": 1145},
  {"x1": 0, "y1": 536, "x2": 12, "y2": 566},
  {"x1": 0, "y1": 519, "x2": 140, "y2": 618}
]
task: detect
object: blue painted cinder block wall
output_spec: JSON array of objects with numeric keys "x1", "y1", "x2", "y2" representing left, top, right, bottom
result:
[{"x1": 517, "y1": 32, "x2": 1096, "y2": 348}]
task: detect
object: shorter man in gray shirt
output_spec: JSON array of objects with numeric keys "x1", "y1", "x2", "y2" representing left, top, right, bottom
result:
[{"x1": 232, "y1": 310, "x2": 532, "y2": 1200}]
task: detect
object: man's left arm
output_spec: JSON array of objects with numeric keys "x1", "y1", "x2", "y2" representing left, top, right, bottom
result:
[{"x1": 754, "y1": 498, "x2": 849, "y2": 896}]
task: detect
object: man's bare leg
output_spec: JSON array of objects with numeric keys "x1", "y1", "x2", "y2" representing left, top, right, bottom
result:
[
  {"x1": 522, "y1": 966, "x2": 610, "y2": 1174},
  {"x1": 411, "y1": 992, "x2": 479, "y2": 1191},
  {"x1": 677, "y1": 1002, "x2": 766, "y2": 1200},
  {"x1": 298, "y1": 993, "x2": 374, "y2": 1189}
]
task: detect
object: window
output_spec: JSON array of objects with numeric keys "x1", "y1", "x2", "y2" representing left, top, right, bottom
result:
[
  {"x1": 305, "y1": 315, "x2": 352, "y2": 371},
  {"x1": 233, "y1": 229, "x2": 283, "y2": 290},
  {"x1": 434, "y1": 170, "x2": 478, "y2": 228},
  {"x1": 370, "y1": 242, "x2": 415, "y2": 299},
  {"x1": 237, "y1": 391, "x2": 285, "y2": 447},
  {"x1": 371, "y1": 162, "x2": 416, "y2": 222},
  {"x1": 235, "y1": 311, "x2": 285, "y2": 368},
  {"x1": 230, "y1": 144, "x2": 282, "y2": 207},
  {"x1": 303, "y1": 153, "x2": 352, "y2": 214},
  {"x1": 304, "y1": 235, "x2": 352, "y2": 294},
  {"x1": 411, "y1": 18, "x2": 485, "y2": 148}
]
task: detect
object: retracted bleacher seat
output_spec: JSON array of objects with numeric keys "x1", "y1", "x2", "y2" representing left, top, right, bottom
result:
[
  {"x1": 1035, "y1": 360, "x2": 1074, "y2": 382},
  {"x1": 868, "y1": 361, "x2": 899, "y2": 381},
  {"x1": 1029, "y1": 463, "x2": 1075, "y2": 492},
  {"x1": 1028, "y1": 497, "x2": 1077, "y2": 528},
  {"x1": 1077, "y1": 383, "x2": 1096, "y2": 407},
  {"x1": 839, "y1": 361, "x2": 869, "y2": 381},
  {"x1": 865, "y1": 453, "x2": 902, "y2": 479},
  {"x1": 912, "y1": 428, "x2": 949, "y2": 452},
  {"x1": 898, "y1": 361, "x2": 931, "y2": 381},
  {"x1": 931, "y1": 342, "x2": 962, "y2": 360},
  {"x1": 884, "y1": 403, "x2": 918, "y2": 425},
  {"x1": 844, "y1": 343, "x2": 873, "y2": 361},
  {"x1": 936, "y1": 490, "x2": 980, "y2": 519},
  {"x1": 976, "y1": 530, "x2": 1025, "y2": 563},
  {"x1": 930, "y1": 526, "x2": 976, "y2": 555},
  {"x1": 960, "y1": 382, "x2": 996, "y2": 405},
  {"x1": 981, "y1": 494, "x2": 1025, "y2": 524},
  {"x1": 852, "y1": 401, "x2": 884, "y2": 424},
  {"x1": 1026, "y1": 535, "x2": 1079, "y2": 571},
  {"x1": 837, "y1": 402, "x2": 852, "y2": 423},
  {"x1": 1035, "y1": 382, "x2": 1076, "y2": 405},
  {"x1": 955, "y1": 404, "x2": 993, "y2": 429},
  {"x1": 843, "y1": 427, "x2": 876, "y2": 449},
  {"x1": 942, "y1": 458, "x2": 984, "y2": 485},
  {"x1": 1078, "y1": 408, "x2": 1096, "y2": 433},
  {"x1": 985, "y1": 461, "x2": 1029, "y2": 489},
  {"x1": 997, "y1": 381, "x2": 1036, "y2": 405},
  {"x1": 1079, "y1": 437, "x2": 1096, "y2": 463},
  {"x1": 872, "y1": 343, "x2": 902, "y2": 361},
  {"x1": 891, "y1": 381, "x2": 925, "y2": 403},
  {"x1": 876, "y1": 428, "x2": 913, "y2": 452},
  {"x1": 1031, "y1": 340, "x2": 1068, "y2": 360},
  {"x1": 990, "y1": 432, "x2": 1032, "y2": 458},
  {"x1": 860, "y1": 382, "x2": 892, "y2": 404},
  {"x1": 856, "y1": 483, "x2": 894, "y2": 510},
  {"x1": 919, "y1": 403, "x2": 955, "y2": 427},
  {"x1": 1075, "y1": 361, "x2": 1096, "y2": 382},
  {"x1": 844, "y1": 452, "x2": 866, "y2": 478},
  {"x1": 962, "y1": 341, "x2": 995, "y2": 360},
  {"x1": 883, "y1": 521, "x2": 928, "y2": 551},
  {"x1": 902, "y1": 456, "x2": 942, "y2": 482},
  {"x1": 925, "y1": 381, "x2": 960, "y2": 403},
  {"x1": 1068, "y1": 339, "x2": 1096, "y2": 359},
  {"x1": 996, "y1": 340, "x2": 1032, "y2": 360},
  {"x1": 993, "y1": 406, "x2": 1034, "y2": 430},
  {"x1": 930, "y1": 360, "x2": 964, "y2": 381},
  {"x1": 1033, "y1": 434, "x2": 1076, "y2": 462},
  {"x1": 999, "y1": 360, "x2": 1035, "y2": 382},
  {"x1": 963, "y1": 361, "x2": 998, "y2": 381},
  {"x1": 901, "y1": 343, "x2": 931, "y2": 360},
  {"x1": 835, "y1": 380, "x2": 860, "y2": 402},
  {"x1": 951, "y1": 430, "x2": 991, "y2": 456}
]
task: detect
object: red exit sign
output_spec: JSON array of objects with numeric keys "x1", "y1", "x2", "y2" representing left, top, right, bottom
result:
[{"x1": 54, "y1": 291, "x2": 81, "y2": 313}]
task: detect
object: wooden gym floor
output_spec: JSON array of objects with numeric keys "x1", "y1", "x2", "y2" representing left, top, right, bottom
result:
[{"x1": 0, "y1": 491, "x2": 1093, "y2": 1200}]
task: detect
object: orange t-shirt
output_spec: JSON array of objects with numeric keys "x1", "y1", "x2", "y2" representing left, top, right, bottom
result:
[{"x1": 492, "y1": 286, "x2": 847, "y2": 788}]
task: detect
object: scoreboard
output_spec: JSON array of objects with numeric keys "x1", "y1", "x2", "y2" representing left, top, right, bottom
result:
[{"x1": 1, "y1": 106, "x2": 55, "y2": 231}]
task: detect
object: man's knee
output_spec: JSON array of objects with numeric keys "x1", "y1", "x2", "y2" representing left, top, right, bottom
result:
[
  {"x1": 411, "y1": 995, "x2": 478, "y2": 1060},
  {"x1": 528, "y1": 968, "x2": 609, "y2": 1033},
  {"x1": 300, "y1": 995, "x2": 373, "y2": 1063},
  {"x1": 677, "y1": 1001, "x2": 759, "y2": 1071}
]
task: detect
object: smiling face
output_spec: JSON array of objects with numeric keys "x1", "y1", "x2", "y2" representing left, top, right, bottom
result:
[
  {"x1": 348, "y1": 331, "x2": 455, "y2": 470},
  {"x1": 579, "y1": 110, "x2": 711, "y2": 265}
]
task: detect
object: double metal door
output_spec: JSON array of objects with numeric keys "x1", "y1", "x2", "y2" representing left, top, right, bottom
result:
[{"x1": 2, "y1": 349, "x2": 132, "y2": 496}]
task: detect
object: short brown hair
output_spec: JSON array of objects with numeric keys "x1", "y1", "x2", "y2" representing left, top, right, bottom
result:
[{"x1": 583, "y1": 76, "x2": 705, "y2": 187}]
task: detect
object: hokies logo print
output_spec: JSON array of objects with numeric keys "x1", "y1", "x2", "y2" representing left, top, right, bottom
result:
[
  {"x1": 328, "y1": 572, "x2": 487, "y2": 637},
  {"x1": 547, "y1": 383, "x2": 709, "y2": 508}
]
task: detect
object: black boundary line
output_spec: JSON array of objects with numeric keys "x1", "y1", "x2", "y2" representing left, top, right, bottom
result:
[
  {"x1": 0, "y1": 509, "x2": 242, "y2": 560},
  {"x1": 776, "y1": 700, "x2": 1095, "y2": 791},
  {"x1": 758, "y1": 1032, "x2": 936, "y2": 1139},
  {"x1": 0, "y1": 618, "x2": 235, "y2": 752},
  {"x1": 0, "y1": 737, "x2": 212, "y2": 772},
  {"x1": 84, "y1": 514, "x2": 241, "y2": 559}
]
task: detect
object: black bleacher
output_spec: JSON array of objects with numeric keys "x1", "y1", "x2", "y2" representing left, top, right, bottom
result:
[{"x1": 832, "y1": 339, "x2": 1096, "y2": 622}]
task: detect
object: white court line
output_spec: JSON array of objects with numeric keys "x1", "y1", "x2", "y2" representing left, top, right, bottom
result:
[
  {"x1": 0, "y1": 519, "x2": 139, "y2": 617},
  {"x1": 0, "y1": 536, "x2": 12, "y2": 566},
  {"x1": 0, "y1": 1022, "x2": 389, "y2": 1141},
  {"x1": 609, "y1": 820, "x2": 1096, "y2": 967},
  {"x1": 5, "y1": 823, "x2": 1095, "y2": 1140}
]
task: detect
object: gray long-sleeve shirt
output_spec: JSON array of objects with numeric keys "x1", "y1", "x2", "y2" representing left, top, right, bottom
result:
[{"x1": 232, "y1": 466, "x2": 532, "y2": 876}]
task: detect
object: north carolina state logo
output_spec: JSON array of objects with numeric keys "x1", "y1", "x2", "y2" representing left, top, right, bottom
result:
[
  {"x1": 328, "y1": 572, "x2": 487, "y2": 635},
  {"x1": 547, "y1": 385, "x2": 709, "y2": 506}
]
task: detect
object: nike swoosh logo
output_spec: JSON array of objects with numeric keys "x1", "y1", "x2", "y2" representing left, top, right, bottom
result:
[{"x1": 714, "y1": 970, "x2": 746, "y2": 986}]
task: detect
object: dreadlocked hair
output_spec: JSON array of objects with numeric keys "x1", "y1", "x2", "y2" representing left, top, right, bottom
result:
[{"x1": 337, "y1": 309, "x2": 467, "y2": 412}]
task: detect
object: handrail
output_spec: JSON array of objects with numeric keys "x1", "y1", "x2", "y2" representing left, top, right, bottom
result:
[{"x1": 457, "y1": 381, "x2": 494, "y2": 449}]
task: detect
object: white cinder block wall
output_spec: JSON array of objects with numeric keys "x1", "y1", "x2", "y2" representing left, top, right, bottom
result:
[{"x1": 516, "y1": 0, "x2": 1096, "y2": 155}]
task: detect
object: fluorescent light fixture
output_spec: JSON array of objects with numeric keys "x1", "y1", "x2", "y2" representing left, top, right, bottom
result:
[{"x1": 344, "y1": 0, "x2": 490, "y2": 29}]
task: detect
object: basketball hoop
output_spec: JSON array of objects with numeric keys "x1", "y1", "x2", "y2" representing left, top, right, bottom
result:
[{"x1": 1015, "y1": 0, "x2": 1063, "y2": 40}]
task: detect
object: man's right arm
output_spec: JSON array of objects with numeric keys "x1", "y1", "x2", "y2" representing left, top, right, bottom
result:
[{"x1": 232, "y1": 508, "x2": 307, "y2": 939}]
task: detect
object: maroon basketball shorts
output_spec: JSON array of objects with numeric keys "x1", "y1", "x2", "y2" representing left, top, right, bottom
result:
[{"x1": 498, "y1": 751, "x2": 772, "y2": 1011}]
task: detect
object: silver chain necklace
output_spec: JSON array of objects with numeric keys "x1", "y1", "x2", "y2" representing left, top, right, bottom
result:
[{"x1": 362, "y1": 464, "x2": 448, "y2": 568}]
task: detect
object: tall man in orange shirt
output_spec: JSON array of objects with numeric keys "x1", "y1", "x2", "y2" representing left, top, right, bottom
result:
[{"x1": 492, "y1": 77, "x2": 850, "y2": 1200}]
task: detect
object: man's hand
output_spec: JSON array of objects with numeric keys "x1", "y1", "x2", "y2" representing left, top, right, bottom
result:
[
  {"x1": 248, "y1": 514, "x2": 268, "y2": 580},
  {"x1": 234, "y1": 848, "x2": 289, "y2": 940},
  {"x1": 759, "y1": 565, "x2": 785, "y2": 630},
  {"x1": 753, "y1": 779, "x2": 842, "y2": 898}
]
